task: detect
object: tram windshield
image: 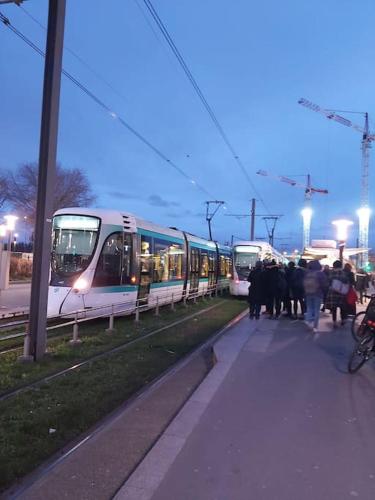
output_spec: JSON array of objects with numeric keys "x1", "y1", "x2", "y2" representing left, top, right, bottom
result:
[
  {"x1": 51, "y1": 215, "x2": 100, "y2": 277},
  {"x1": 234, "y1": 246, "x2": 260, "y2": 280}
]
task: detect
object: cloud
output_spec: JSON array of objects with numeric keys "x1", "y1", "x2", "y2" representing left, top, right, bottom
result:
[
  {"x1": 107, "y1": 191, "x2": 139, "y2": 200},
  {"x1": 148, "y1": 195, "x2": 179, "y2": 208},
  {"x1": 166, "y1": 209, "x2": 193, "y2": 219}
]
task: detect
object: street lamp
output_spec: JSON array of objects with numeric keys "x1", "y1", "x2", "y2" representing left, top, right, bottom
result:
[
  {"x1": 332, "y1": 219, "x2": 353, "y2": 263},
  {"x1": 301, "y1": 207, "x2": 313, "y2": 249}
]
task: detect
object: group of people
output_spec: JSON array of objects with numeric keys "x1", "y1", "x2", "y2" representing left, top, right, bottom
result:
[{"x1": 247, "y1": 258, "x2": 361, "y2": 332}]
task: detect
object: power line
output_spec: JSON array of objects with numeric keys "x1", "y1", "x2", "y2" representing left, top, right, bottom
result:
[
  {"x1": 0, "y1": 10, "x2": 214, "y2": 199},
  {"x1": 19, "y1": 5, "x2": 131, "y2": 108},
  {"x1": 141, "y1": 0, "x2": 270, "y2": 212}
]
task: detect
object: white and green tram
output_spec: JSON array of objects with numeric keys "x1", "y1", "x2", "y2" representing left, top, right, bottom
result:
[{"x1": 48, "y1": 208, "x2": 232, "y2": 317}]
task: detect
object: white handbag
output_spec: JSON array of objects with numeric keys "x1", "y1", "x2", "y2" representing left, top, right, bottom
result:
[{"x1": 331, "y1": 278, "x2": 349, "y2": 295}]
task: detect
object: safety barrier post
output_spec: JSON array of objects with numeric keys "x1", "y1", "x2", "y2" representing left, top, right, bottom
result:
[
  {"x1": 155, "y1": 296, "x2": 160, "y2": 316},
  {"x1": 18, "y1": 322, "x2": 33, "y2": 363},
  {"x1": 183, "y1": 291, "x2": 188, "y2": 307},
  {"x1": 70, "y1": 313, "x2": 81, "y2": 345},
  {"x1": 106, "y1": 305, "x2": 115, "y2": 333},
  {"x1": 215, "y1": 285, "x2": 218, "y2": 297},
  {"x1": 193, "y1": 292, "x2": 197, "y2": 304},
  {"x1": 170, "y1": 293, "x2": 175, "y2": 311}
]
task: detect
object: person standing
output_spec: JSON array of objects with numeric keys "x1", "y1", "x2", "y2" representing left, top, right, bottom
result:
[
  {"x1": 291, "y1": 259, "x2": 307, "y2": 318},
  {"x1": 321, "y1": 264, "x2": 331, "y2": 312},
  {"x1": 284, "y1": 261, "x2": 296, "y2": 318},
  {"x1": 247, "y1": 261, "x2": 264, "y2": 320},
  {"x1": 303, "y1": 260, "x2": 328, "y2": 332},
  {"x1": 325, "y1": 260, "x2": 349, "y2": 328}
]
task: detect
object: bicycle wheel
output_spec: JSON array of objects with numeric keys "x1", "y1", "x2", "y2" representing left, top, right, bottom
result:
[
  {"x1": 348, "y1": 334, "x2": 375, "y2": 373},
  {"x1": 351, "y1": 311, "x2": 368, "y2": 341}
]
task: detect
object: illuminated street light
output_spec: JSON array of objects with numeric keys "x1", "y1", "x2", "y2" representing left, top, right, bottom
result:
[
  {"x1": 4, "y1": 215, "x2": 18, "y2": 231},
  {"x1": 301, "y1": 207, "x2": 313, "y2": 249},
  {"x1": 332, "y1": 219, "x2": 353, "y2": 262}
]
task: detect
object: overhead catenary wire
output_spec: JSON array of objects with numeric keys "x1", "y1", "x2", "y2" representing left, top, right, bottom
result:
[
  {"x1": 141, "y1": 0, "x2": 270, "y2": 212},
  {"x1": 0, "y1": 10, "x2": 214, "y2": 199},
  {"x1": 19, "y1": 4, "x2": 131, "y2": 108}
]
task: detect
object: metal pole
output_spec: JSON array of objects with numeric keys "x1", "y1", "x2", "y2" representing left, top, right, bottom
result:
[
  {"x1": 250, "y1": 198, "x2": 255, "y2": 240},
  {"x1": 28, "y1": 0, "x2": 66, "y2": 361}
]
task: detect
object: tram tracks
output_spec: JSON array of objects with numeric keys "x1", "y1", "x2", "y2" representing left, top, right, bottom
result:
[{"x1": 0, "y1": 301, "x2": 223, "y2": 404}]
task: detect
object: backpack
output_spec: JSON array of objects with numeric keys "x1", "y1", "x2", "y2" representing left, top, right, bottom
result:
[{"x1": 304, "y1": 271, "x2": 319, "y2": 295}]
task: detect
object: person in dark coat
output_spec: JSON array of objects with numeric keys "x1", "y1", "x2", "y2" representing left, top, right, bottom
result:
[
  {"x1": 247, "y1": 261, "x2": 264, "y2": 319},
  {"x1": 321, "y1": 264, "x2": 331, "y2": 312},
  {"x1": 262, "y1": 260, "x2": 286, "y2": 319},
  {"x1": 325, "y1": 260, "x2": 349, "y2": 327},
  {"x1": 290, "y1": 258, "x2": 307, "y2": 318},
  {"x1": 356, "y1": 268, "x2": 370, "y2": 304},
  {"x1": 284, "y1": 261, "x2": 296, "y2": 317}
]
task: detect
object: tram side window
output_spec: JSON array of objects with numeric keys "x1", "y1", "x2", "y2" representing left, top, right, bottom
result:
[
  {"x1": 140, "y1": 236, "x2": 153, "y2": 277},
  {"x1": 153, "y1": 238, "x2": 169, "y2": 282},
  {"x1": 122, "y1": 233, "x2": 132, "y2": 284},
  {"x1": 220, "y1": 255, "x2": 232, "y2": 277},
  {"x1": 93, "y1": 232, "x2": 123, "y2": 286},
  {"x1": 168, "y1": 244, "x2": 184, "y2": 280},
  {"x1": 220, "y1": 255, "x2": 226, "y2": 277},
  {"x1": 190, "y1": 247, "x2": 199, "y2": 273},
  {"x1": 200, "y1": 250, "x2": 209, "y2": 278},
  {"x1": 208, "y1": 250, "x2": 216, "y2": 272}
]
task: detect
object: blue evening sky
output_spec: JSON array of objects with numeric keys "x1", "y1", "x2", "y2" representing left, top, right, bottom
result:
[{"x1": 1, "y1": 0, "x2": 375, "y2": 250}]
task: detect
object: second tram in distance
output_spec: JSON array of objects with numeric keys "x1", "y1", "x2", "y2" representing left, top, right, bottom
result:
[{"x1": 229, "y1": 240, "x2": 287, "y2": 296}]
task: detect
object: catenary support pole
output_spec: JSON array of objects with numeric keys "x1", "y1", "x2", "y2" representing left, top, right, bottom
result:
[
  {"x1": 27, "y1": 0, "x2": 66, "y2": 361},
  {"x1": 250, "y1": 198, "x2": 255, "y2": 240}
]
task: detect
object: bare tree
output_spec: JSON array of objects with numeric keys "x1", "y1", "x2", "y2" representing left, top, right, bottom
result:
[
  {"x1": 5, "y1": 162, "x2": 96, "y2": 223},
  {"x1": 0, "y1": 172, "x2": 8, "y2": 209}
]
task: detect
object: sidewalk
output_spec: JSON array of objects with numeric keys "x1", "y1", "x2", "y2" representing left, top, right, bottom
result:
[{"x1": 116, "y1": 312, "x2": 375, "y2": 500}]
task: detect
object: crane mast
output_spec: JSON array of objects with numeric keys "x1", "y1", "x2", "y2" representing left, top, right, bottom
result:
[
  {"x1": 299, "y1": 98, "x2": 373, "y2": 268},
  {"x1": 359, "y1": 112, "x2": 371, "y2": 267}
]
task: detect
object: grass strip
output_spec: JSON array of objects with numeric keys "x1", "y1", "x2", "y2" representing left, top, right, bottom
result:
[
  {"x1": 0, "y1": 298, "x2": 247, "y2": 492},
  {"x1": 0, "y1": 297, "x2": 231, "y2": 394}
]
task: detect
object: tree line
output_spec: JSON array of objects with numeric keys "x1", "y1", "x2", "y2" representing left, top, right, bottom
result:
[{"x1": 0, "y1": 162, "x2": 96, "y2": 225}]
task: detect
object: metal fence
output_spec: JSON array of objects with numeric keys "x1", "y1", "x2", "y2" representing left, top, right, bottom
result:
[{"x1": 1, "y1": 282, "x2": 230, "y2": 355}]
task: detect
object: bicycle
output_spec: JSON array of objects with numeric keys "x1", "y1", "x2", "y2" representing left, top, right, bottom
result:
[
  {"x1": 348, "y1": 295, "x2": 375, "y2": 373},
  {"x1": 351, "y1": 295, "x2": 375, "y2": 341}
]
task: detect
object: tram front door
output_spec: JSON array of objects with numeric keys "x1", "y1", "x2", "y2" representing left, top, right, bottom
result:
[{"x1": 138, "y1": 237, "x2": 152, "y2": 303}]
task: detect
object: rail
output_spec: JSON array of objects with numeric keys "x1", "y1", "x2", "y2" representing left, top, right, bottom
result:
[{"x1": 0, "y1": 283, "x2": 230, "y2": 355}]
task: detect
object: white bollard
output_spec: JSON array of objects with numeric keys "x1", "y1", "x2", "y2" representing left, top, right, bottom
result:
[
  {"x1": 106, "y1": 305, "x2": 115, "y2": 332},
  {"x1": 18, "y1": 322, "x2": 33, "y2": 363},
  {"x1": 183, "y1": 292, "x2": 187, "y2": 307},
  {"x1": 135, "y1": 302, "x2": 140, "y2": 322},
  {"x1": 70, "y1": 314, "x2": 82, "y2": 345},
  {"x1": 170, "y1": 293, "x2": 175, "y2": 311},
  {"x1": 155, "y1": 296, "x2": 160, "y2": 316}
]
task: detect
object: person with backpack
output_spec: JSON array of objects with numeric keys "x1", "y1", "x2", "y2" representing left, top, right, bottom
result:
[
  {"x1": 324, "y1": 260, "x2": 349, "y2": 328},
  {"x1": 304, "y1": 260, "x2": 328, "y2": 332}
]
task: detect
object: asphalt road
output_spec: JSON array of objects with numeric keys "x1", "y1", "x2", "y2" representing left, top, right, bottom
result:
[
  {"x1": 147, "y1": 313, "x2": 375, "y2": 500},
  {"x1": 0, "y1": 282, "x2": 30, "y2": 313}
]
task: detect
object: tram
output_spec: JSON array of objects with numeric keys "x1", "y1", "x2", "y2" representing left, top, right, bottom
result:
[
  {"x1": 229, "y1": 240, "x2": 287, "y2": 296},
  {"x1": 48, "y1": 208, "x2": 232, "y2": 317}
]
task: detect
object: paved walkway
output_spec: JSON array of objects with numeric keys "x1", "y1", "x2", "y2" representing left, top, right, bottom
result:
[{"x1": 116, "y1": 312, "x2": 375, "y2": 500}]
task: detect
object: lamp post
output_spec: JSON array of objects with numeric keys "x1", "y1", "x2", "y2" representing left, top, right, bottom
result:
[
  {"x1": 332, "y1": 219, "x2": 353, "y2": 263},
  {"x1": 301, "y1": 207, "x2": 313, "y2": 249}
]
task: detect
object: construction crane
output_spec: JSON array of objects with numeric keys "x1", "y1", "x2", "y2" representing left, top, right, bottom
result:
[
  {"x1": 256, "y1": 170, "x2": 328, "y2": 248},
  {"x1": 298, "y1": 97, "x2": 375, "y2": 267}
]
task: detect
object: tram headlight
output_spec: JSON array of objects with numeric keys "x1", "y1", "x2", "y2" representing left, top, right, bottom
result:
[{"x1": 72, "y1": 278, "x2": 88, "y2": 293}]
